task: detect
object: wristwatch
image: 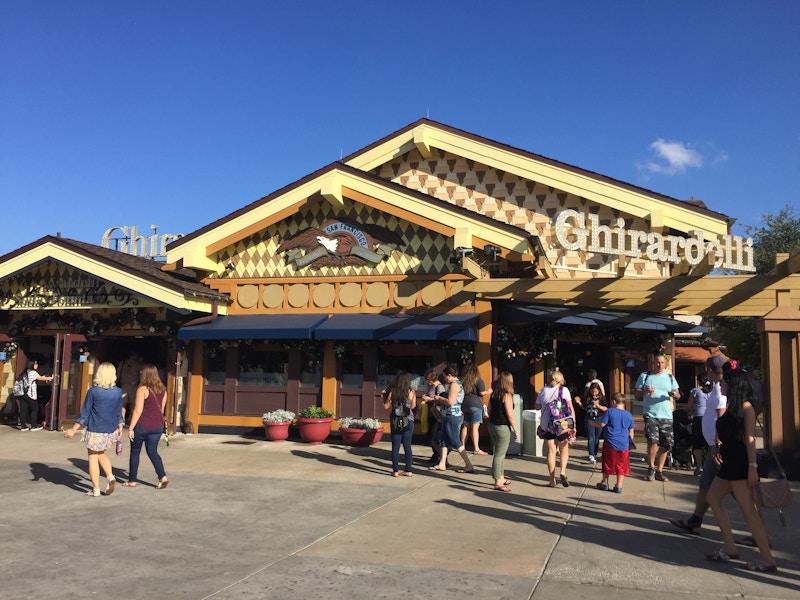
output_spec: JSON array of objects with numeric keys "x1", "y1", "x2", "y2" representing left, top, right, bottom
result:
[{"x1": 748, "y1": 463, "x2": 758, "y2": 468}]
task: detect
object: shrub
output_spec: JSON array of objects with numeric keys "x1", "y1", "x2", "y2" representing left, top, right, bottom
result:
[{"x1": 298, "y1": 406, "x2": 334, "y2": 419}]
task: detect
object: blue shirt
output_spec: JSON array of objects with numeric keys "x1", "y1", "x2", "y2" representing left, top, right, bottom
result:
[
  {"x1": 76, "y1": 385, "x2": 124, "y2": 434},
  {"x1": 635, "y1": 370, "x2": 678, "y2": 419},
  {"x1": 599, "y1": 407, "x2": 635, "y2": 451}
]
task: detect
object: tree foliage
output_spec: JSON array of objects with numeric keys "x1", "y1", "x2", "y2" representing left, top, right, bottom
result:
[
  {"x1": 708, "y1": 205, "x2": 800, "y2": 371},
  {"x1": 744, "y1": 205, "x2": 800, "y2": 275}
]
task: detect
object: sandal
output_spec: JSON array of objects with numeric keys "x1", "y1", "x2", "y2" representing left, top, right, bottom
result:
[
  {"x1": 122, "y1": 482, "x2": 137, "y2": 487},
  {"x1": 401, "y1": 472, "x2": 413, "y2": 477},
  {"x1": 86, "y1": 488, "x2": 100, "y2": 497},
  {"x1": 428, "y1": 465, "x2": 446, "y2": 471},
  {"x1": 493, "y1": 485, "x2": 511, "y2": 492},
  {"x1": 706, "y1": 549, "x2": 739, "y2": 562},
  {"x1": 560, "y1": 474, "x2": 569, "y2": 487},
  {"x1": 472, "y1": 450, "x2": 488, "y2": 455},
  {"x1": 456, "y1": 468, "x2": 474, "y2": 474},
  {"x1": 104, "y1": 477, "x2": 115, "y2": 496},
  {"x1": 156, "y1": 478, "x2": 169, "y2": 490},
  {"x1": 739, "y1": 560, "x2": 777, "y2": 573},
  {"x1": 547, "y1": 481, "x2": 558, "y2": 488}
]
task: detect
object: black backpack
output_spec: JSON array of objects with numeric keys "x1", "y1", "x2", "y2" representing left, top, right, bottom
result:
[{"x1": 390, "y1": 401, "x2": 410, "y2": 433}]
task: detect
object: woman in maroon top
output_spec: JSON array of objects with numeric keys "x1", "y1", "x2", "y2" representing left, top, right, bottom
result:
[{"x1": 123, "y1": 364, "x2": 169, "y2": 489}]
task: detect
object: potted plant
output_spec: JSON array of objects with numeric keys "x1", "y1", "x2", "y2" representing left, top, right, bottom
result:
[
  {"x1": 297, "y1": 406, "x2": 334, "y2": 444},
  {"x1": 338, "y1": 417, "x2": 385, "y2": 447},
  {"x1": 262, "y1": 409, "x2": 295, "y2": 442}
]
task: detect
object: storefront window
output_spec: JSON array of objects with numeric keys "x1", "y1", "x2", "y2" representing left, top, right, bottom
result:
[
  {"x1": 376, "y1": 344, "x2": 434, "y2": 392},
  {"x1": 238, "y1": 342, "x2": 288, "y2": 387},
  {"x1": 341, "y1": 346, "x2": 363, "y2": 388},
  {"x1": 205, "y1": 345, "x2": 227, "y2": 386}
]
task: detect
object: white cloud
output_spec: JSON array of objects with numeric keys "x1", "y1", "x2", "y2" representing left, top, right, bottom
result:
[{"x1": 642, "y1": 138, "x2": 703, "y2": 176}]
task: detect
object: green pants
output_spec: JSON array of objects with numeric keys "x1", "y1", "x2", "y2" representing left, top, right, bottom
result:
[{"x1": 488, "y1": 422, "x2": 512, "y2": 481}]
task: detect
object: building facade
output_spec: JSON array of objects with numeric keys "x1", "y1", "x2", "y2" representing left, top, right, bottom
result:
[{"x1": 2, "y1": 120, "x2": 799, "y2": 449}]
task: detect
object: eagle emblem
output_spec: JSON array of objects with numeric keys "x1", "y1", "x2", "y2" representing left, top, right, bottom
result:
[{"x1": 277, "y1": 219, "x2": 403, "y2": 269}]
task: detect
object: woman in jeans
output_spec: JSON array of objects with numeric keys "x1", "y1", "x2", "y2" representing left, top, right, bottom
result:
[
  {"x1": 64, "y1": 362, "x2": 124, "y2": 496},
  {"x1": 487, "y1": 371, "x2": 518, "y2": 492},
  {"x1": 429, "y1": 364, "x2": 474, "y2": 473},
  {"x1": 123, "y1": 364, "x2": 169, "y2": 489},
  {"x1": 383, "y1": 370, "x2": 417, "y2": 477}
]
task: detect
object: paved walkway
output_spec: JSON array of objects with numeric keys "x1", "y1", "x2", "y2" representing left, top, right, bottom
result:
[{"x1": 0, "y1": 426, "x2": 797, "y2": 599}]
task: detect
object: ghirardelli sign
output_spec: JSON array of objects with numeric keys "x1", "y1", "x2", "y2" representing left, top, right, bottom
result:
[
  {"x1": 553, "y1": 209, "x2": 755, "y2": 272},
  {"x1": 277, "y1": 219, "x2": 403, "y2": 269},
  {"x1": 101, "y1": 225, "x2": 184, "y2": 259}
]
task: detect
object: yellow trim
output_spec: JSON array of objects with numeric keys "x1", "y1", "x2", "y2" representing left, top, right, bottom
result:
[
  {"x1": 0, "y1": 243, "x2": 219, "y2": 313},
  {"x1": 346, "y1": 123, "x2": 728, "y2": 238},
  {"x1": 168, "y1": 167, "x2": 533, "y2": 271}
]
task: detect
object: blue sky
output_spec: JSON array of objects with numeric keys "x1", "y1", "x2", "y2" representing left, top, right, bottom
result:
[{"x1": 2, "y1": 1, "x2": 798, "y2": 257}]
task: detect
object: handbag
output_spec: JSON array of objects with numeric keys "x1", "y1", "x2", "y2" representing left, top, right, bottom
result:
[
  {"x1": 753, "y1": 414, "x2": 793, "y2": 526},
  {"x1": 553, "y1": 416, "x2": 575, "y2": 436}
]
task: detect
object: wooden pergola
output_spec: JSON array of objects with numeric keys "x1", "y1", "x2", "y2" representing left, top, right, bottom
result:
[{"x1": 465, "y1": 251, "x2": 800, "y2": 451}]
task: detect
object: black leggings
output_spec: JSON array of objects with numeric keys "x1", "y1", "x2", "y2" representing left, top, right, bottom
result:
[{"x1": 18, "y1": 395, "x2": 38, "y2": 428}]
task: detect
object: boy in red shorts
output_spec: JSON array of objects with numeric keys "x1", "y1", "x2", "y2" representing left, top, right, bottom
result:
[{"x1": 590, "y1": 392, "x2": 635, "y2": 493}]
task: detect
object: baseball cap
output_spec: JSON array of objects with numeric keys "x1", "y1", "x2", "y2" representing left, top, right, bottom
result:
[{"x1": 706, "y1": 355, "x2": 729, "y2": 373}]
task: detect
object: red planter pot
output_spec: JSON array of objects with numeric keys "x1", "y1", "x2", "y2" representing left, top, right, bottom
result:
[
  {"x1": 340, "y1": 427, "x2": 385, "y2": 447},
  {"x1": 297, "y1": 417, "x2": 333, "y2": 444},
  {"x1": 263, "y1": 421, "x2": 292, "y2": 442}
]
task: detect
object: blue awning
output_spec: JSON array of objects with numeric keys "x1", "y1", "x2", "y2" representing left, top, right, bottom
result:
[
  {"x1": 498, "y1": 304, "x2": 706, "y2": 334},
  {"x1": 178, "y1": 314, "x2": 329, "y2": 340},
  {"x1": 314, "y1": 313, "x2": 478, "y2": 341}
]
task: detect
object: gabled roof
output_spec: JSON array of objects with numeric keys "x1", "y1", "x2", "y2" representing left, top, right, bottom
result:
[
  {"x1": 343, "y1": 119, "x2": 732, "y2": 237},
  {"x1": 0, "y1": 236, "x2": 228, "y2": 313},
  {"x1": 166, "y1": 163, "x2": 534, "y2": 273}
]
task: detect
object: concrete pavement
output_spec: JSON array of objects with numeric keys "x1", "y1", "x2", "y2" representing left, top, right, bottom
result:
[{"x1": 0, "y1": 425, "x2": 797, "y2": 599}]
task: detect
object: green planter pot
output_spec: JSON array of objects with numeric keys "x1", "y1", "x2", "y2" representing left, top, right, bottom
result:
[
  {"x1": 340, "y1": 427, "x2": 385, "y2": 447},
  {"x1": 263, "y1": 421, "x2": 291, "y2": 442},
  {"x1": 297, "y1": 417, "x2": 333, "y2": 444}
]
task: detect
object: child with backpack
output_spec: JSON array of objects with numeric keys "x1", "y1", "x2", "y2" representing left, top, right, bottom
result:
[{"x1": 589, "y1": 392, "x2": 635, "y2": 494}]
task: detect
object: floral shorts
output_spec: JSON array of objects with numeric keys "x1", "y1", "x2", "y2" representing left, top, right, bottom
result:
[{"x1": 81, "y1": 430, "x2": 119, "y2": 452}]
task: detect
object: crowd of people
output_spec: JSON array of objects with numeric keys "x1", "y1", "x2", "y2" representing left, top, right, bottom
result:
[{"x1": 14, "y1": 347, "x2": 778, "y2": 572}]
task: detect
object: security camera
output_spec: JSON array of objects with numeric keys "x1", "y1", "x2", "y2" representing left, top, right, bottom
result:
[{"x1": 450, "y1": 247, "x2": 474, "y2": 266}]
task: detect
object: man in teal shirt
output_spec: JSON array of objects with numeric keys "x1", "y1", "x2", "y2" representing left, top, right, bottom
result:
[{"x1": 634, "y1": 355, "x2": 681, "y2": 482}]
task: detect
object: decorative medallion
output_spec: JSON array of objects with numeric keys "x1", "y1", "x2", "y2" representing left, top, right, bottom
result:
[{"x1": 277, "y1": 219, "x2": 402, "y2": 269}]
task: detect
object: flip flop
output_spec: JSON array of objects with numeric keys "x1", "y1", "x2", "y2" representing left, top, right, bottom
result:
[
  {"x1": 428, "y1": 465, "x2": 446, "y2": 471},
  {"x1": 493, "y1": 485, "x2": 511, "y2": 492},
  {"x1": 472, "y1": 450, "x2": 488, "y2": 455},
  {"x1": 122, "y1": 482, "x2": 137, "y2": 487},
  {"x1": 456, "y1": 468, "x2": 475, "y2": 474},
  {"x1": 501, "y1": 479, "x2": 511, "y2": 486},
  {"x1": 401, "y1": 472, "x2": 413, "y2": 477},
  {"x1": 156, "y1": 478, "x2": 169, "y2": 490},
  {"x1": 104, "y1": 478, "x2": 115, "y2": 496},
  {"x1": 739, "y1": 560, "x2": 778, "y2": 573},
  {"x1": 706, "y1": 549, "x2": 739, "y2": 562},
  {"x1": 668, "y1": 518, "x2": 701, "y2": 535},
  {"x1": 86, "y1": 488, "x2": 100, "y2": 497}
]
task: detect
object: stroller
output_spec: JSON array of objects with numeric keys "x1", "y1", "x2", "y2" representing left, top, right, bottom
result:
[{"x1": 668, "y1": 409, "x2": 695, "y2": 470}]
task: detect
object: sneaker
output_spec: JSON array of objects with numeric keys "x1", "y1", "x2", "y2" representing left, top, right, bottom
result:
[
  {"x1": 30, "y1": 426, "x2": 43, "y2": 431},
  {"x1": 612, "y1": 486, "x2": 623, "y2": 494},
  {"x1": 20, "y1": 427, "x2": 30, "y2": 431},
  {"x1": 654, "y1": 470, "x2": 670, "y2": 482},
  {"x1": 588, "y1": 455, "x2": 597, "y2": 464},
  {"x1": 694, "y1": 466, "x2": 704, "y2": 476},
  {"x1": 645, "y1": 467, "x2": 655, "y2": 481},
  {"x1": 596, "y1": 482, "x2": 609, "y2": 491}
]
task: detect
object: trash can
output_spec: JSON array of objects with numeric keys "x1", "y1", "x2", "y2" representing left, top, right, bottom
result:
[
  {"x1": 522, "y1": 409, "x2": 543, "y2": 456},
  {"x1": 507, "y1": 394, "x2": 523, "y2": 455}
]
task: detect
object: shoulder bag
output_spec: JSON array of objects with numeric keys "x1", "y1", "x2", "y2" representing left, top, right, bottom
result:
[{"x1": 753, "y1": 414, "x2": 792, "y2": 526}]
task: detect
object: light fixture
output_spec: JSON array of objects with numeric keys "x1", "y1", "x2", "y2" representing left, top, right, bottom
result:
[
  {"x1": 225, "y1": 262, "x2": 235, "y2": 271},
  {"x1": 449, "y1": 246, "x2": 474, "y2": 266}
]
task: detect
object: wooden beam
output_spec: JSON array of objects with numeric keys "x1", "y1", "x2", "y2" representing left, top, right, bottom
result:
[{"x1": 464, "y1": 273, "x2": 800, "y2": 317}]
